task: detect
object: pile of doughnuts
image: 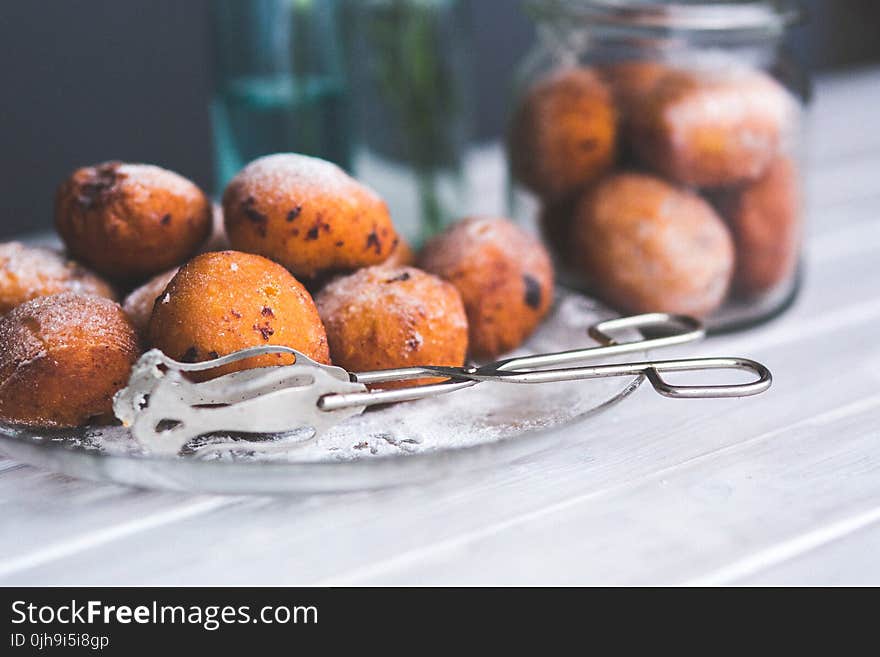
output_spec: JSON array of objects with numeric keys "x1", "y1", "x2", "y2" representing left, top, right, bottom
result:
[
  {"x1": 0, "y1": 155, "x2": 554, "y2": 428},
  {"x1": 509, "y1": 60, "x2": 802, "y2": 317}
]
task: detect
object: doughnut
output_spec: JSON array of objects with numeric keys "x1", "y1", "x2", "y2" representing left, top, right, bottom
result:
[
  {"x1": 712, "y1": 156, "x2": 801, "y2": 297},
  {"x1": 199, "y1": 203, "x2": 231, "y2": 253},
  {"x1": 54, "y1": 161, "x2": 212, "y2": 280},
  {"x1": 571, "y1": 172, "x2": 733, "y2": 317},
  {"x1": 508, "y1": 67, "x2": 617, "y2": 201},
  {"x1": 0, "y1": 293, "x2": 140, "y2": 427},
  {"x1": 122, "y1": 267, "x2": 179, "y2": 336},
  {"x1": 380, "y1": 235, "x2": 415, "y2": 268},
  {"x1": 601, "y1": 60, "x2": 669, "y2": 124},
  {"x1": 600, "y1": 60, "x2": 670, "y2": 162},
  {"x1": 315, "y1": 265, "x2": 467, "y2": 386},
  {"x1": 0, "y1": 242, "x2": 114, "y2": 315},
  {"x1": 147, "y1": 251, "x2": 329, "y2": 378},
  {"x1": 223, "y1": 153, "x2": 398, "y2": 280},
  {"x1": 419, "y1": 217, "x2": 554, "y2": 359},
  {"x1": 630, "y1": 68, "x2": 794, "y2": 187}
]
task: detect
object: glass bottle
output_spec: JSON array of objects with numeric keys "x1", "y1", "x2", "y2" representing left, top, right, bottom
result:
[{"x1": 210, "y1": 0, "x2": 351, "y2": 192}]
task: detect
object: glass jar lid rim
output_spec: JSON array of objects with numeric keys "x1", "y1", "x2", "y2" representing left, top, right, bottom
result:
[{"x1": 526, "y1": 0, "x2": 802, "y2": 32}]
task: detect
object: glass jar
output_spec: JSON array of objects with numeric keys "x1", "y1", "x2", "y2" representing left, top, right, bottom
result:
[{"x1": 507, "y1": 0, "x2": 809, "y2": 331}]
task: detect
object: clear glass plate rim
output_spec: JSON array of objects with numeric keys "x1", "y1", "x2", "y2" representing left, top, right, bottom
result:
[{"x1": 0, "y1": 374, "x2": 645, "y2": 491}]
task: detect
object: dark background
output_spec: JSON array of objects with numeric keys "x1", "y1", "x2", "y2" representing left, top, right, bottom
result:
[{"x1": 1, "y1": 0, "x2": 879, "y2": 238}]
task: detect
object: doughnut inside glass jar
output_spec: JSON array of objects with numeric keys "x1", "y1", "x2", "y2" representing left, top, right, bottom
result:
[
  {"x1": 509, "y1": 0, "x2": 808, "y2": 330},
  {"x1": 570, "y1": 172, "x2": 734, "y2": 318},
  {"x1": 630, "y1": 66, "x2": 796, "y2": 188},
  {"x1": 712, "y1": 156, "x2": 802, "y2": 299},
  {"x1": 508, "y1": 67, "x2": 617, "y2": 202}
]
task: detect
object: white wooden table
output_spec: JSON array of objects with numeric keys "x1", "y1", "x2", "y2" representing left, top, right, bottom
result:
[{"x1": 2, "y1": 68, "x2": 878, "y2": 586}]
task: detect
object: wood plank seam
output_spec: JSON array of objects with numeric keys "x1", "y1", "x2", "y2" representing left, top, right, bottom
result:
[{"x1": 685, "y1": 506, "x2": 880, "y2": 586}]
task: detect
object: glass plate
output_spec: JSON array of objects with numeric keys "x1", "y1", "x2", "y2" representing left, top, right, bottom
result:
[{"x1": 0, "y1": 291, "x2": 644, "y2": 493}]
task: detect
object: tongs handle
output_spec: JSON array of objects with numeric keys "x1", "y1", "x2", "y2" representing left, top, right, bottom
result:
[
  {"x1": 492, "y1": 312, "x2": 704, "y2": 372},
  {"x1": 429, "y1": 357, "x2": 772, "y2": 398},
  {"x1": 318, "y1": 313, "x2": 771, "y2": 411}
]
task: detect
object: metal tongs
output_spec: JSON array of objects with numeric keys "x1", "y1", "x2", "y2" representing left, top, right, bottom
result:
[{"x1": 113, "y1": 313, "x2": 771, "y2": 456}]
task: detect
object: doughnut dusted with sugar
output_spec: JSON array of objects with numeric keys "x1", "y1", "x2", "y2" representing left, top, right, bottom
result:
[
  {"x1": 316, "y1": 265, "x2": 467, "y2": 388},
  {"x1": 54, "y1": 161, "x2": 212, "y2": 280},
  {"x1": 380, "y1": 235, "x2": 415, "y2": 268},
  {"x1": 419, "y1": 217, "x2": 554, "y2": 359},
  {"x1": 0, "y1": 293, "x2": 140, "y2": 427},
  {"x1": 508, "y1": 67, "x2": 617, "y2": 201},
  {"x1": 122, "y1": 267, "x2": 179, "y2": 336},
  {"x1": 713, "y1": 156, "x2": 801, "y2": 298},
  {"x1": 148, "y1": 250, "x2": 329, "y2": 379},
  {"x1": 571, "y1": 172, "x2": 733, "y2": 317},
  {"x1": 223, "y1": 153, "x2": 398, "y2": 280},
  {"x1": 0, "y1": 241, "x2": 114, "y2": 315},
  {"x1": 630, "y1": 67, "x2": 795, "y2": 187}
]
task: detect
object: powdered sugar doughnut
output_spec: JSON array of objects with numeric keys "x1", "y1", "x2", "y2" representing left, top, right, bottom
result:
[
  {"x1": 0, "y1": 242, "x2": 114, "y2": 315},
  {"x1": 199, "y1": 203, "x2": 231, "y2": 253},
  {"x1": 631, "y1": 68, "x2": 795, "y2": 187},
  {"x1": 712, "y1": 156, "x2": 801, "y2": 297},
  {"x1": 571, "y1": 172, "x2": 733, "y2": 317},
  {"x1": 380, "y1": 235, "x2": 415, "y2": 268},
  {"x1": 148, "y1": 251, "x2": 329, "y2": 379},
  {"x1": 316, "y1": 266, "x2": 467, "y2": 387},
  {"x1": 508, "y1": 68, "x2": 617, "y2": 201},
  {"x1": 55, "y1": 161, "x2": 212, "y2": 280},
  {"x1": 419, "y1": 217, "x2": 554, "y2": 359},
  {"x1": 0, "y1": 293, "x2": 140, "y2": 427},
  {"x1": 223, "y1": 154, "x2": 398, "y2": 280}
]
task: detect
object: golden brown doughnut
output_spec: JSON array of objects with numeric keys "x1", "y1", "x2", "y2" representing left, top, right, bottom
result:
[
  {"x1": 54, "y1": 161, "x2": 212, "y2": 280},
  {"x1": 0, "y1": 242, "x2": 114, "y2": 315},
  {"x1": 315, "y1": 266, "x2": 467, "y2": 386},
  {"x1": 508, "y1": 67, "x2": 617, "y2": 201},
  {"x1": 223, "y1": 153, "x2": 398, "y2": 280},
  {"x1": 571, "y1": 172, "x2": 733, "y2": 317},
  {"x1": 0, "y1": 293, "x2": 140, "y2": 427},
  {"x1": 148, "y1": 251, "x2": 329, "y2": 378},
  {"x1": 630, "y1": 68, "x2": 794, "y2": 187},
  {"x1": 419, "y1": 217, "x2": 554, "y2": 359},
  {"x1": 712, "y1": 156, "x2": 801, "y2": 298}
]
